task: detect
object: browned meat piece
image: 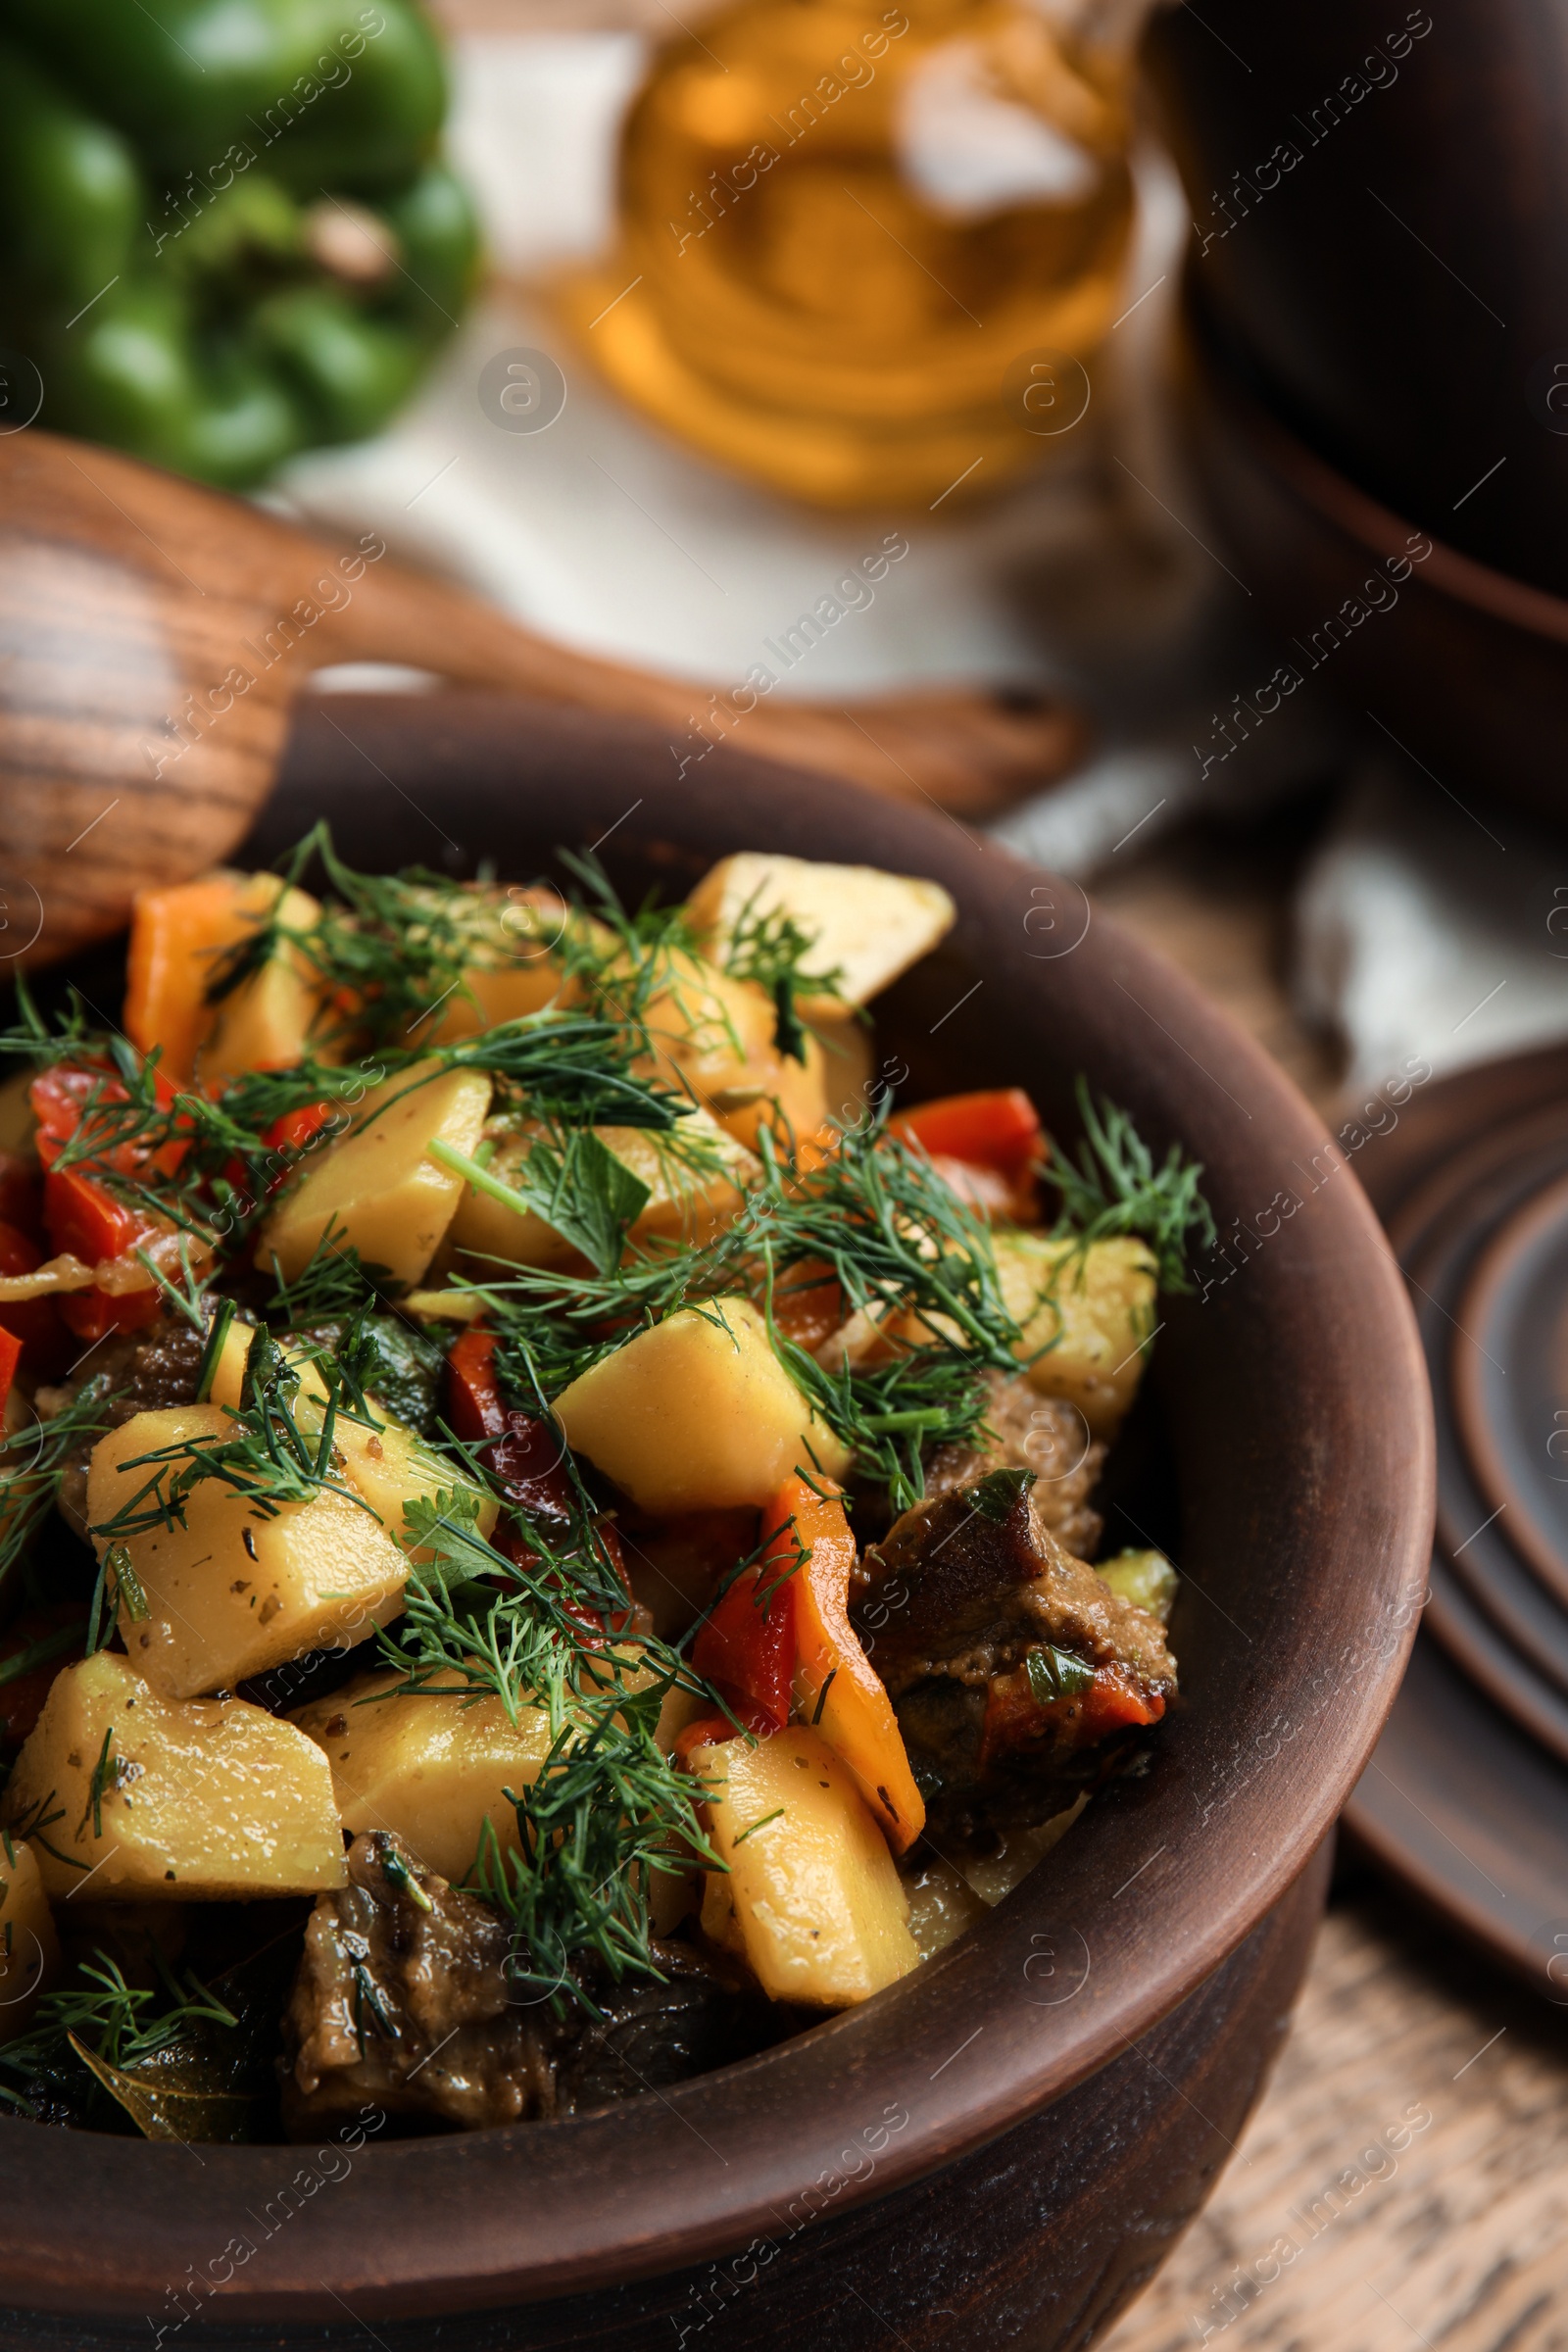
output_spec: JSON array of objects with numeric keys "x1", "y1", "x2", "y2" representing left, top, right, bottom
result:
[
  {"x1": 854, "y1": 1468, "x2": 1175, "y2": 1832},
  {"x1": 921, "y1": 1373, "x2": 1105, "y2": 1559},
  {"x1": 282, "y1": 1832, "x2": 783, "y2": 2136},
  {"x1": 282, "y1": 1832, "x2": 560, "y2": 2133},
  {"x1": 44, "y1": 1314, "x2": 206, "y2": 1540}
]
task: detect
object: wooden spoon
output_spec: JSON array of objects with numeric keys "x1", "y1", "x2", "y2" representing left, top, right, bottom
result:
[{"x1": 0, "y1": 431, "x2": 1084, "y2": 967}]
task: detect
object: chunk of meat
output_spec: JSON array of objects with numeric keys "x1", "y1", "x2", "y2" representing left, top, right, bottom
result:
[
  {"x1": 281, "y1": 1831, "x2": 781, "y2": 2136},
  {"x1": 853, "y1": 1468, "x2": 1175, "y2": 1832},
  {"x1": 282, "y1": 1832, "x2": 558, "y2": 2133},
  {"x1": 921, "y1": 1374, "x2": 1104, "y2": 1560},
  {"x1": 45, "y1": 1313, "x2": 205, "y2": 1540}
]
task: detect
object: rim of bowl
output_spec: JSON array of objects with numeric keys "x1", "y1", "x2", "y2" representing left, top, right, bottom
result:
[
  {"x1": 1186, "y1": 292, "x2": 1568, "y2": 648},
  {"x1": 0, "y1": 706, "x2": 1436, "y2": 2326}
]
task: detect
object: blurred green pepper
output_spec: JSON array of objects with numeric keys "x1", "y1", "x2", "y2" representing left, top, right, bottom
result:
[{"x1": 0, "y1": 1, "x2": 480, "y2": 487}]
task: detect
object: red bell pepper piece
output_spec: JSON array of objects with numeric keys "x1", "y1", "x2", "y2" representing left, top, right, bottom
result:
[
  {"x1": 889, "y1": 1088, "x2": 1043, "y2": 1175},
  {"x1": 44, "y1": 1166, "x2": 153, "y2": 1264},
  {"x1": 58, "y1": 1284, "x2": 164, "y2": 1345},
  {"x1": 0, "y1": 1324, "x2": 20, "y2": 1415},
  {"x1": 0, "y1": 1153, "x2": 41, "y2": 1241},
  {"x1": 265, "y1": 1102, "x2": 338, "y2": 1155},
  {"x1": 487, "y1": 1409, "x2": 574, "y2": 1526},
  {"x1": 446, "y1": 1325, "x2": 507, "y2": 1442},
  {"x1": 769, "y1": 1254, "x2": 844, "y2": 1351},
  {"x1": 691, "y1": 1543, "x2": 797, "y2": 1736}
]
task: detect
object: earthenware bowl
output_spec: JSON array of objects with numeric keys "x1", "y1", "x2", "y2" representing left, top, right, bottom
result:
[
  {"x1": 1177, "y1": 293, "x2": 1568, "y2": 834},
  {"x1": 0, "y1": 695, "x2": 1433, "y2": 2348}
]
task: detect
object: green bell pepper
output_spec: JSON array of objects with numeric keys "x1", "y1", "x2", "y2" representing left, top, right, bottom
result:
[{"x1": 0, "y1": 0, "x2": 480, "y2": 487}]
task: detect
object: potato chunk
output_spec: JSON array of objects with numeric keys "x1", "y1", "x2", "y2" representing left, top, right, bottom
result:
[
  {"x1": 6, "y1": 1653, "x2": 345, "y2": 1900},
  {"x1": 256, "y1": 1060, "x2": 491, "y2": 1288},
  {"x1": 692, "y1": 1726, "x2": 916, "y2": 2006},
  {"x1": 293, "y1": 1668, "x2": 553, "y2": 1882},
  {"x1": 0, "y1": 1837, "x2": 61, "y2": 2037},
  {"x1": 196, "y1": 878, "x2": 327, "y2": 1090},
  {"x1": 627, "y1": 948, "x2": 834, "y2": 1153},
  {"x1": 994, "y1": 1233, "x2": 1157, "y2": 1438},
  {"x1": 553, "y1": 1298, "x2": 848, "y2": 1513},
  {"x1": 423, "y1": 887, "x2": 617, "y2": 1041},
  {"x1": 686, "y1": 853, "x2": 955, "y2": 1018},
  {"x1": 87, "y1": 1407, "x2": 411, "y2": 1700},
  {"x1": 448, "y1": 1110, "x2": 758, "y2": 1273}
]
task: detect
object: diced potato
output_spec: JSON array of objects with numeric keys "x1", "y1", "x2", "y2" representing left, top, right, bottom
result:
[
  {"x1": 448, "y1": 1110, "x2": 758, "y2": 1273},
  {"x1": 686, "y1": 853, "x2": 956, "y2": 1018},
  {"x1": 692, "y1": 1726, "x2": 917, "y2": 2006},
  {"x1": 1098, "y1": 1547, "x2": 1178, "y2": 1623},
  {"x1": 626, "y1": 949, "x2": 832, "y2": 1152},
  {"x1": 256, "y1": 1059, "x2": 491, "y2": 1289},
  {"x1": 994, "y1": 1232, "x2": 1157, "y2": 1438},
  {"x1": 87, "y1": 1407, "x2": 411, "y2": 1700},
  {"x1": 5, "y1": 1652, "x2": 346, "y2": 1901},
  {"x1": 204, "y1": 1313, "x2": 257, "y2": 1412},
  {"x1": 329, "y1": 1410, "x2": 498, "y2": 1561},
  {"x1": 0, "y1": 1837, "x2": 61, "y2": 2037},
  {"x1": 812, "y1": 1012, "x2": 875, "y2": 1130},
  {"x1": 425, "y1": 888, "x2": 617, "y2": 1041},
  {"x1": 196, "y1": 878, "x2": 327, "y2": 1090},
  {"x1": 553, "y1": 1298, "x2": 849, "y2": 1513},
  {"x1": 293, "y1": 1667, "x2": 553, "y2": 1882}
]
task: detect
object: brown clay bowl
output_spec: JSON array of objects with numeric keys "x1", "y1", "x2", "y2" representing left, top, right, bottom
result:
[
  {"x1": 0, "y1": 696, "x2": 1433, "y2": 2348},
  {"x1": 1178, "y1": 292, "x2": 1568, "y2": 834},
  {"x1": 1143, "y1": 0, "x2": 1568, "y2": 597}
]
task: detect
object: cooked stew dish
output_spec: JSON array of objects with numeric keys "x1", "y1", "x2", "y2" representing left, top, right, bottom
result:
[{"x1": 0, "y1": 839, "x2": 1209, "y2": 2139}]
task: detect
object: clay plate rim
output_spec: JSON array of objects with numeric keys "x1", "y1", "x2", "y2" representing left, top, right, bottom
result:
[{"x1": 1451, "y1": 1167, "x2": 1568, "y2": 1606}]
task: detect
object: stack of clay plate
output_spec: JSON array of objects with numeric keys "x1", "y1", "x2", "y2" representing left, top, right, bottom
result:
[{"x1": 1347, "y1": 1046, "x2": 1568, "y2": 1997}]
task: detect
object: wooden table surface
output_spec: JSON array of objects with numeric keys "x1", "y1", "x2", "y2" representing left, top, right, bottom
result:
[{"x1": 1094, "y1": 815, "x2": 1568, "y2": 2352}]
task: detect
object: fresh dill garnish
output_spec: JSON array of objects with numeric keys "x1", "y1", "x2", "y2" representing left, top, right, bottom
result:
[
  {"x1": 1045, "y1": 1078, "x2": 1214, "y2": 1293},
  {"x1": 0, "y1": 1950, "x2": 238, "y2": 2123},
  {"x1": 88, "y1": 1334, "x2": 377, "y2": 1542},
  {"x1": 86, "y1": 1543, "x2": 150, "y2": 1655},
  {"x1": 261, "y1": 1224, "x2": 390, "y2": 1325},
  {"x1": 721, "y1": 886, "x2": 847, "y2": 1064},
  {"x1": 459, "y1": 1113, "x2": 1027, "y2": 1510},
  {"x1": 469, "y1": 1676, "x2": 713, "y2": 2008}
]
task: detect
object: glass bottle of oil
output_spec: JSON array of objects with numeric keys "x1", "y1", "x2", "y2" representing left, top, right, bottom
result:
[{"x1": 560, "y1": 0, "x2": 1146, "y2": 509}]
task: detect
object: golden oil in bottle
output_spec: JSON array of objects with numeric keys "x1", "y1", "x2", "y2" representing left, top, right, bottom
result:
[{"x1": 560, "y1": 0, "x2": 1140, "y2": 509}]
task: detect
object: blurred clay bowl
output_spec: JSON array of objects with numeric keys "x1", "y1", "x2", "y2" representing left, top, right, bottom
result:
[{"x1": 1179, "y1": 293, "x2": 1568, "y2": 832}]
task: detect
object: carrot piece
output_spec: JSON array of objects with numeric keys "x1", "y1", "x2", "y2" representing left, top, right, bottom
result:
[
  {"x1": 767, "y1": 1474, "x2": 925, "y2": 1852},
  {"x1": 692, "y1": 1551, "x2": 796, "y2": 1732},
  {"x1": 123, "y1": 871, "x2": 249, "y2": 1088}
]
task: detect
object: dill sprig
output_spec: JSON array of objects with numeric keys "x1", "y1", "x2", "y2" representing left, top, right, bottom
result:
[
  {"x1": 721, "y1": 886, "x2": 847, "y2": 1064},
  {"x1": 88, "y1": 1332, "x2": 377, "y2": 1542},
  {"x1": 374, "y1": 1473, "x2": 718, "y2": 2006},
  {"x1": 1045, "y1": 1078, "x2": 1214, "y2": 1292},
  {"x1": 459, "y1": 1114, "x2": 1026, "y2": 1510},
  {"x1": 471, "y1": 1673, "x2": 712, "y2": 2005},
  {"x1": 0, "y1": 1950, "x2": 237, "y2": 2121}
]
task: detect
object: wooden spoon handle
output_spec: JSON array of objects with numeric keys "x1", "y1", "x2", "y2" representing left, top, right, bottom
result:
[
  {"x1": 0, "y1": 430, "x2": 1083, "y2": 966},
  {"x1": 310, "y1": 554, "x2": 1084, "y2": 817}
]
